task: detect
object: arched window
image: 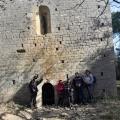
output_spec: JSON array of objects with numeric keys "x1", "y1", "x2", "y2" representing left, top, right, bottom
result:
[{"x1": 39, "y1": 6, "x2": 51, "y2": 35}]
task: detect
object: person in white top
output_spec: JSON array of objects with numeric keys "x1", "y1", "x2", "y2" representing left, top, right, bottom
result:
[{"x1": 83, "y1": 70, "x2": 94, "y2": 103}]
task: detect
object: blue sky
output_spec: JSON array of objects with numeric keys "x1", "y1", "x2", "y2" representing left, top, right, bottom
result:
[
  {"x1": 113, "y1": 34, "x2": 120, "y2": 55},
  {"x1": 110, "y1": 0, "x2": 120, "y2": 12}
]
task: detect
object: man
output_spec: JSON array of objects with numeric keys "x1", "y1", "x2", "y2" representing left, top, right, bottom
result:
[
  {"x1": 83, "y1": 70, "x2": 95, "y2": 103},
  {"x1": 29, "y1": 74, "x2": 43, "y2": 108},
  {"x1": 72, "y1": 72, "x2": 85, "y2": 104}
]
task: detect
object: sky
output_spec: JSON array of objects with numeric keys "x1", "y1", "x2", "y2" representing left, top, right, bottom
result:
[
  {"x1": 113, "y1": 34, "x2": 120, "y2": 56},
  {"x1": 110, "y1": 0, "x2": 120, "y2": 12}
]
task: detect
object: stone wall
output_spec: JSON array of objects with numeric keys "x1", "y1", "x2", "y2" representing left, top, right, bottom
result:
[{"x1": 0, "y1": 0, "x2": 116, "y2": 105}]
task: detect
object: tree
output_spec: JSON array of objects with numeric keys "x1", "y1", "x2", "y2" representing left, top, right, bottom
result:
[
  {"x1": 113, "y1": 0, "x2": 120, "y2": 4},
  {"x1": 112, "y1": 12, "x2": 120, "y2": 34}
]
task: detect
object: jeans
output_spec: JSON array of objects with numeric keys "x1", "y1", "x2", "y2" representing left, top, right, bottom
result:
[
  {"x1": 74, "y1": 86, "x2": 85, "y2": 104},
  {"x1": 30, "y1": 92, "x2": 37, "y2": 108},
  {"x1": 87, "y1": 84, "x2": 94, "y2": 102},
  {"x1": 58, "y1": 93, "x2": 64, "y2": 106}
]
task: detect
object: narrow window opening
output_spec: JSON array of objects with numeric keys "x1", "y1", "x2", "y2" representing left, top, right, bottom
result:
[
  {"x1": 101, "y1": 72, "x2": 103, "y2": 76},
  {"x1": 61, "y1": 60, "x2": 64, "y2": 63},
  {"x1": 101, "y1": 23, "x2": 104, "y2": 27},
  {"x1": 28, "y1": 26, "x2": 30, "y2": 29},
  {"x1": 98, "y1": 5, "x2": 100, "y2": 9},
  {"x1": 55, "y1": 8, "x2": 57, "y2": 11},
  {"x1": 34, "y1": 43, "x2": 37, "y2": 47},
  {"x1": 39, "y1": 6, "x2": 51, "y2": 35},
  {"x1": 104, "y1": 54, "x2": 106, "y2": 57},
  {"x1": 33, "y1": 58, "x2": 36, "y2": 62},
  {"x1": 21, "y1": 43, "x2": 24, "y2": 48},
  {"x1": 59, "y1": 41, "x2": 62, "y2": 44},
  {"x1": 58, "y1": 27, "x2": 60, "y2": 31},
  {"x1": 56, "y1": 48, "x2": 59, "y2": 51},
  {"x1": 12, "y1": 80, "x2": 16, "y2": 85}
]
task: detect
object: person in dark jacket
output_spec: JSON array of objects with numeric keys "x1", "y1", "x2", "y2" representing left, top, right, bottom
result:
[
  {"x1": 29, "y1": 74, "x2": 43, "y2": 108},
  {"x1": 72, "y1": 72, "x2": 85, "y2": 104},
  {"x1": 63, "y1": 80, "x2": 71, "y2": 106}
]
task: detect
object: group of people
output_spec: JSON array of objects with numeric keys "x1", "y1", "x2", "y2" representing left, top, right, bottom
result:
[
  {"x1": 29, "y1": 70, "x2": 96, "y2": 109},
  {"x1": 56, "y1": 70, "x2": 96, "y2": 106}
]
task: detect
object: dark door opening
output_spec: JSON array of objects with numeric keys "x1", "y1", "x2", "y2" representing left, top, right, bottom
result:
[{"x1": 42, "y1": 82, "x2": 55, "y2": 105}]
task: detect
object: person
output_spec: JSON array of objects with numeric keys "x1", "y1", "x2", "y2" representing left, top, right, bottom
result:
[
  {"x1": 56, "y1": 80, "x2": 65, "y2": 106},
  {"x1": 29, "y1": 74, "x2": 43, "y2": 109},
  {"x1": 83, "y1": 70, "x2": 95, "y2": 103},
  {"x1": 63, "y1": 80, "x2": 71, "y2": 106},
  {"x1": 72, "y1": 72, "x2": 85, "y2": 104}
]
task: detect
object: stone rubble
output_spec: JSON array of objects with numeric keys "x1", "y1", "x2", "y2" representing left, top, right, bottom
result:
[{"x1": 0, "y1": 100, "x2": 120, "y2": 120}]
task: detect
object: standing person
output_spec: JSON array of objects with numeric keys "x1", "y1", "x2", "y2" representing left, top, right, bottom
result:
[
  {"x1": 63, "y1": 80, "x2": 71, "y2": 107},
  {"x1": 72, "y1": 72, "x2": 85, "y2": 104},
  {"x1": 83, "y1": 70, "x2": 95, "y2": 103},
  {"x1": 29, "y1": 74, "x2": 43, "y2": 109},
  {"x1": 63, "y1": 74, "x2": 74, "y2": 107},
  {"x1": 56, "y1": 80, "x2": 65, "y2": 106}
]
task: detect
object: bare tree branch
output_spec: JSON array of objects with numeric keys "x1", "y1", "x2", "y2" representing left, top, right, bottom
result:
[
  {"x1": 71, "y1": 0, "x2": 86, "y2": 9},
  {"x1": 97, "y1": 0, "x2": 109, "y2": 18},
  {"x1": 113, "y1": 0, "x2": 120, "y2": 4},
  {"x1": 66, "y1": 0, "x2": 86, "y2": 10}
]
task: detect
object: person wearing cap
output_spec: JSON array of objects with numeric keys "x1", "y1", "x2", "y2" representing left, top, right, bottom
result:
[{"x1": 29, "y1": 74, "x2": 43, "y2": 109}]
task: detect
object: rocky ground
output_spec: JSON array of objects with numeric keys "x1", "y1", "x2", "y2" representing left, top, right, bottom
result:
[{"x1": 0, "y1": 99, "x2": 120, "y2": 120}]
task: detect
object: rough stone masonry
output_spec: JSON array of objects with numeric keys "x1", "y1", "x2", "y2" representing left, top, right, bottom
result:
[{"x1": 0, "y1": 0, "x2": 117, "y2": 106}]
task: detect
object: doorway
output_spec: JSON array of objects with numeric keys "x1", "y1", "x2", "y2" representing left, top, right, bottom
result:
[{"x1": 42, "y1": 82, "x2": 55, "y2": 105}]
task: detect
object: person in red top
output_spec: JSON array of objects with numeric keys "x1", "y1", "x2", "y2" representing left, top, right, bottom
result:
[{"x1": 56, "y1": 80, "x2": 64, "y2": 106}]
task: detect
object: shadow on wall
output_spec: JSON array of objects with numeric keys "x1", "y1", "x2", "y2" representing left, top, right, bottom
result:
[
  {"x1": 13, "y1": 82, "x2": 56, "y2": 107},
  {"x1": 83, "y1": 47, "x2": 116, "y2": 96},
  {"x1": 12, "y1": 47, "x2": 117, "y2": 106},
  {"x1": 13, "y1": 83, "x2": 31, "y2": 107}
]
